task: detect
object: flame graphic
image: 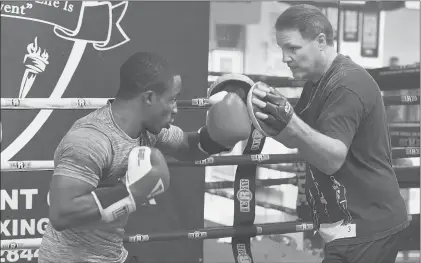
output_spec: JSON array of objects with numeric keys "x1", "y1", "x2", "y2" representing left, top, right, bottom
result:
[
  {"x1": 26, "y1": 37, "x2": 49, "y2": 63},
  {"x1": 41, "y1": 49, "x2": 49, "y2": 60}
]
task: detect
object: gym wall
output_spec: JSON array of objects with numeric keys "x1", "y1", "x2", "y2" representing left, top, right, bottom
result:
[{"x1": 208, "y1": 1, "x2": 420, "y2": 75}]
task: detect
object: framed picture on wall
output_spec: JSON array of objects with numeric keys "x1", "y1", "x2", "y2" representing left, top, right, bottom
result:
[
  {"x1": 343, "y1": 10, "x2": 359, "y2": 42},
  {"x1": 361, "y1": 11, "x2": 380, "y2": 57},
  {"x1": 215, "y1": 24, "x2": 245, "y2": 51},
  {"x1": 210, "y1": 50, "x2": 244, "y2": 73}
]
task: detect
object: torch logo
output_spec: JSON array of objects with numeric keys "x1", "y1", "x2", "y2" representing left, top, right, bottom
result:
[{"x1": 19, "y1": 37, "x2": 49, "y2": 98}]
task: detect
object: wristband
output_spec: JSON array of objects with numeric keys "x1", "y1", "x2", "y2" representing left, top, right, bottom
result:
[
  {"x1": 198, "y1": 126, "x2": 231, "y2": 155},
  {"x1": 91, "y1": 184, "x2": 136, "y2": 223}
]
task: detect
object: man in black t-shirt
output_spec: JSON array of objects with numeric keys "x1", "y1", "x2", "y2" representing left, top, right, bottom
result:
[{"x1": 249, "y1": 4, "x2": 409, "y2": 263}]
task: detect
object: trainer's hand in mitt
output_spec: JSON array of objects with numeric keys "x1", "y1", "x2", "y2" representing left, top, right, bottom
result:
[{"x1": 247, "y1": 82, "x2": 294, "y2": 137}]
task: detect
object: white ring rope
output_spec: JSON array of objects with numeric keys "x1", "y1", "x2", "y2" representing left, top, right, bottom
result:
[
  {"x1": 0, "y1": 77, "x2": 219, "y2": 110},
  {"x1": 1, "y1": 238, "x2": 41, "y2": 250},
  {"x1": 1, "y1": 160, "x2": 54, "y2": 172},
  {"x1": 1, "y1": 159, "x2": 418, "y2": 173},
  {"x1": 1, "y1": 98, "x2": 112, "y2": 110}
]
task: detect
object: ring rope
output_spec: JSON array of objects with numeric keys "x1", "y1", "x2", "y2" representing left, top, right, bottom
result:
[
  {"x1": 207, "y1": 189, "x2": 298, "y2": 215},
  {"x1": 1, "y1": 95, "x2": 419, "y2": 110},
  {"x1": 209, "y1": 64, "x2": 421, "y2": 90},
  {"x1": 389, "y1": 123, "x2": 420, "y2": 136},
  {"x1": 0, "y1": 154, "x2": 303, "y2": 172},
  {"x1": 0, "y1": 221, "x2": 314, "y2": 251},
  {"x1": 205, "y1": 177, "x2": 300, "y2": 190},
  {"x1": 1, "y1": 148, "x2": 419, "y2": 172},
  {"x1": 206, "y1": 166, "x2": 420, "y2": 190}
]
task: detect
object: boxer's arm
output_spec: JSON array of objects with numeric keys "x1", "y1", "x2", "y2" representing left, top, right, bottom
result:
[
  {"x1": 275, "y1": 88, "x2": 364, "y2": 175},
  {"x1": 155, "y1": 125, "x2": 209, "y2": 161},
  {"x1": 49, "y1": 128, "x2": 112, "y2": 231}
]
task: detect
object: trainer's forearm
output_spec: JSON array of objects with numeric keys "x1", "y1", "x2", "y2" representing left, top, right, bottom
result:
[{"x1": 274, "y1": 114, "x2": 346, "y2": 175}]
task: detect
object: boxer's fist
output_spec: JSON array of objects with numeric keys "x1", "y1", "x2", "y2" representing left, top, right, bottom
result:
[
  {"x1": 206, "y1": 92, "x2": 251, "y2": 146},
  {"x1": 247, "y1": 82, "x2": 294, "y2": 137},
  {"x1": 198, "y1": 75, "x2": 254, "y2": 155},
  {"x1": 124, "y1": 146, "x2": 170, "y2": 202}
]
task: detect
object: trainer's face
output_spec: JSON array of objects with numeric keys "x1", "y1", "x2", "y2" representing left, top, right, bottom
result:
[
  {"x1": 147, "y1": 75, "x2": 181, "y2": 134},
  {"x1": 276, "y1": 29, "x2": 324, "y2": 80}
]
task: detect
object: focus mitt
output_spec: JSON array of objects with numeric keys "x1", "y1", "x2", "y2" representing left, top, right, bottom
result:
[
  {"x1": 208, "y1": 74, "x2": 254, "y2": 103},
  {"x1": 246, "y1": 82, "x2": 294, "y2": 137}
]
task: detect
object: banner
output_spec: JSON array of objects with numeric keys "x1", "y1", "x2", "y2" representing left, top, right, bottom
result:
[{"x1": 1, "y1": 1, "x2": 129, "y2": 51}]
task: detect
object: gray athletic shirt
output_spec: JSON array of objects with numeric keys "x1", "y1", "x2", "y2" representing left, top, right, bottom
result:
[{"x1": 38, "y1": 102, "x2": 185, "y2": 263}]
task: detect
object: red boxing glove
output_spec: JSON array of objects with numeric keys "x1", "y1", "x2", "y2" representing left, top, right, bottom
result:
[
  {"x1": 208, "y1": 92, "x2": 251, "y2": 143},
  {"x1": 199, "y1": 74, "x2": 254, "y2": 154},
  {"x1": 247, "y1": 82, "x2": 294, "y2": 137}
]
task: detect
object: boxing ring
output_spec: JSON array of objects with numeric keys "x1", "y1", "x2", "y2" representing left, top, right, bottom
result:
[{"x1": 1, "y1": 64, "x2": 420, "y2": 262}]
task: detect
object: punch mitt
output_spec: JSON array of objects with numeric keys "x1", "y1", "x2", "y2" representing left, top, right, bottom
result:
[
  {"x1": 208, "y1": 74, "x2": 254, "y2": 103},
  {"x1": 246, "y1": 82, "x2": 294, "y2": 137}
]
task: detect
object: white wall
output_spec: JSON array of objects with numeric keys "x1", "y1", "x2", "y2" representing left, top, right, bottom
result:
[
  {"x1": 209, "y1": 2, "x2": 420, "y2": 74},
  {"x1": 244, "y1": 2, "x2": 292, "y2": 77},
  {"x1": 382, "y1": 7, "x2": 420, "y2": 66}
]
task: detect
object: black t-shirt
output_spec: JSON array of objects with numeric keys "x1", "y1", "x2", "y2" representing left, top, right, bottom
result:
[{"x1": 295, "y1": 54, "x2": 409, "y2": 245}]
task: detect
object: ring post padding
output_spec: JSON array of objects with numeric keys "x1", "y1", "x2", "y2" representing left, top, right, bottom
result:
[{"x1": 231, "y1": 127, "x2": 266, "y2": 263}]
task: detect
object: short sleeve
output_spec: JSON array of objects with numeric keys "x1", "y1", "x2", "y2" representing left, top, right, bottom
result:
[
  {"x1": 53, "y1": 128, "x2": 111, "y2": 187},
  {"x1": 154, "y1": 125, "x2": 185, "y2": 155},
  {"x1": 316, "y1": 88, "x2": 365, "y2": 148}
]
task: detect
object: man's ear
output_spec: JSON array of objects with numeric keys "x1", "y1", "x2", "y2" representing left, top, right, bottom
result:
[
  {"x1": 316, "y1": 33, "x2": 327, "y2": 49},
  {"x1": 141, "y1": 90, "x2": 155, "y2": 105}
]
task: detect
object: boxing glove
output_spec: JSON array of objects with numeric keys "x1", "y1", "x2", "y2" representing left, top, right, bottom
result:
[
  {"x1": 124, "y1": 146, "x2": 170, "y2": 201},
  {"x1": 247, "y1": 82, "x2": 294, "y2": 137},
  {"x1": 199, "y1": 92, "x2": 251, "y2": 154},
  {"x1": 92, "y1": 146, "x2": 170, "y2": 222}
]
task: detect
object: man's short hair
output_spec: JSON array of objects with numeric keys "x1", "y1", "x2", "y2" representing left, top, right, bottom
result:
[
  {"x1": 117, "y1": 52, "x2": 172, "y2": 99},
  {"x1": 275, "y1": 4, "x2": 334, "y2": 46}
]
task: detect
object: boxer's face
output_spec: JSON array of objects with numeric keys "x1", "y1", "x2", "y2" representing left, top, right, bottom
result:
[
  {"x1": 145, "y1": 75, "x2": 181, "y2": 134},
  {"x1": 276, "y1": 29, "x2": 325, "y2": 80}
]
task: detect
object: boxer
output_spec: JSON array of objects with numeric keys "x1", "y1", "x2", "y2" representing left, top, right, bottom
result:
[
  {"x1": 38, "y1": 52, "x2": 253, "y2": 263},
  {"x1": 247, "y1": 4, "x2": 408, "y2": 263}
]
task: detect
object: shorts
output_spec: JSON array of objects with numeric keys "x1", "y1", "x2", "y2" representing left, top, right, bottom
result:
[{"x1": 323, "y1": 231, "x2": 401, "y2": 263}]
